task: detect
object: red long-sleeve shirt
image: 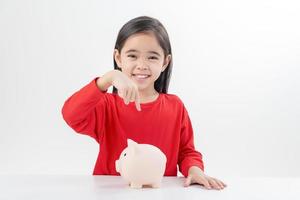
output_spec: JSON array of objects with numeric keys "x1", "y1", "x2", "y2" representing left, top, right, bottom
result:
[{"x1": 61, "y1": 77, "x2": 204, "y2": 177}]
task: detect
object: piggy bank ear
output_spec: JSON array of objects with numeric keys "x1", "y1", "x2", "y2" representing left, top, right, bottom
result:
[
  {"x1": 127, "y1": 139, "x2": 138, "y2": 147},
  {"x1": 127, "y1": 139, "x2": 140, "y2": 155}
]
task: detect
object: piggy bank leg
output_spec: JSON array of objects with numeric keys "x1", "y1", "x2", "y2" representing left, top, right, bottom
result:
[{"x1": 130, "y1": 182, "x2": 143, "y2": 189}]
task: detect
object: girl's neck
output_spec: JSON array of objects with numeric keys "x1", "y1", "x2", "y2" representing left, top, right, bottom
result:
[{"x1": 138, "y1": 89, "x2": 159, "y2": 103}]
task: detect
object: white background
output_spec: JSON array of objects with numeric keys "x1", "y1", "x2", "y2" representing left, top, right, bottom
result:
[{"x1": 0, "y1": 0, "x2": 299, "y2": 177}]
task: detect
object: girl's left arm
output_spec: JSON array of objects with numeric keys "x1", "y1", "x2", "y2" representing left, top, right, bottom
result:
[
  {"x1": 177, "y1": 105, "x2": 204, "y2": 178},
  {"x1": 177, "y1": 105, "x2": 227, "y2": 190}
]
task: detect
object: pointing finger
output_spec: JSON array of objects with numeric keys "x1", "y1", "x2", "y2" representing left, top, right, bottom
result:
[{"x1": 135, "y1": 90, "x2": 141, "y2": 111}]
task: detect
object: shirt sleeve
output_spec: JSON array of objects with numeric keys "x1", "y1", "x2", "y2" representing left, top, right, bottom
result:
[
  {"x1": 61, "y1": 77, "x2": 107, "y2": 143},
  {"x1": 178, "y1": 104, "x2": 205, "y2": 177}
]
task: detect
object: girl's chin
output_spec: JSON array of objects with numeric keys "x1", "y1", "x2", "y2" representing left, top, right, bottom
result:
[
  {"x1": 133, "y1": 82, "x2": 151, "y2": 91},
  {"x1": 136, "y1": 84, "x2": 149, "y2": 91}
]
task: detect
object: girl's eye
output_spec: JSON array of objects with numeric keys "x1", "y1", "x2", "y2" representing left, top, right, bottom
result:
[
  {"x1": 124, "y1": 153, "x2": 126, "y2": 156},
  {"x1": 149, "y1": 56, "x2": 158, "y2": 60},
  {"x1": 128, "y1": 55, "x2": 136, "y2": 58}
]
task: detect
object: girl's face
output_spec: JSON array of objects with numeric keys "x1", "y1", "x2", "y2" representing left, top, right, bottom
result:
[{"x1": 114, "y1": 32, "x2": 171, "y2": 93}]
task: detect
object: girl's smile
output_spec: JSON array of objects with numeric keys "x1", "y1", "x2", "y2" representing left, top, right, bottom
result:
[{"x1": 132, "y1": 73, "x2": 151, "y2": 83}]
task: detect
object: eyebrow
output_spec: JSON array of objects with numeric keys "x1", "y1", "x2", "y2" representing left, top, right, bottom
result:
[{"x1": 125, "y1": 49, "x2": 161, "y2": 57}]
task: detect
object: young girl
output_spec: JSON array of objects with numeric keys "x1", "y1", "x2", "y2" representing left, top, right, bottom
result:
[{"x1": 62, "y1": 16, "x2": 227, "y2": 190}]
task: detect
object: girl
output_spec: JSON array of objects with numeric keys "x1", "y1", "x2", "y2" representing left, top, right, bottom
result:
[{"x1": 62, "y1": 16, "x2": 227, "y2": 190}]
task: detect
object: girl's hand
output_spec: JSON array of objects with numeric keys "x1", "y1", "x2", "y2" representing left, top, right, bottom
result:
[
  {"x1": 184, "y1": 166, "x2": 227, "y2": 190},
  {"x1": 109, "y1": 70, "x2": 141, "y2": 111}
]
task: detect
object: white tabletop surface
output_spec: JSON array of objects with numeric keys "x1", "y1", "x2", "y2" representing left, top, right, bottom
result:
[{"x1": 0, "y1": 175, "x2": 299, "y2": 200}]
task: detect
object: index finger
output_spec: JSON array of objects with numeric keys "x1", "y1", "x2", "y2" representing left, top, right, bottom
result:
[{"x1": 135, "y1": 91, "x2": 141, "y2": 111}]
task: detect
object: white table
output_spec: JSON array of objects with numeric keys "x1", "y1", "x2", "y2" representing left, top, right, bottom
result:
[{"x1": 0, "y1": 175, "x2": 299, "y2": 200}]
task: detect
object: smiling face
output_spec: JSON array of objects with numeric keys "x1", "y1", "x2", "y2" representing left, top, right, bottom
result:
[{"x1": 114, "y1": 32, "x2": 171, "y2": 93}]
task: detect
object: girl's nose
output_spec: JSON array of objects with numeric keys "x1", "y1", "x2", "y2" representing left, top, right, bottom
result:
[
  {"x1": 137, "y1": 65, "x2": 147, "y2": 70},
  {"x1": 136, "y1": 60, "x2": 148, "y2": 70}
]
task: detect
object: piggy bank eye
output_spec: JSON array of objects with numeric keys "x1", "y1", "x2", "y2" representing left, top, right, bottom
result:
[{"x1": 123, "y1": 153, "x2": 126, "y2": 156}]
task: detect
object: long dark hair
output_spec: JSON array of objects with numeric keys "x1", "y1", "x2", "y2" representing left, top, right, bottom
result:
[{"x1": 113, "y1": 16, "x2": 173, "y2": 94}]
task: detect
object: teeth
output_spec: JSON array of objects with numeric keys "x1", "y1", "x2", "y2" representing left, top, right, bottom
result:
[{"x1": 135, "y1": 75, "x2": 149, "y2": 78}]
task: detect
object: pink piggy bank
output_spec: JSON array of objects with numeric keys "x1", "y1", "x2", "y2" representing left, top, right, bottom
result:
[{"x1": 115, "y1": 139, "x2": 167, "y2": 189}]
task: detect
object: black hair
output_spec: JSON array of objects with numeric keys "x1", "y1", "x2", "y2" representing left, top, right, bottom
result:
[{"x1": 113, "y1": 16, "x2": 173, "y2": 94}]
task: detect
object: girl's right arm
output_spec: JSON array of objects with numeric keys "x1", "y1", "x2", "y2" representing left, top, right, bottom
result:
[
  {"x1": 61, "y1": 70, "x2": 141, "y2": 141},
  {"x1": 61, "y1": 72, "x2": 113, "y2": 142}
]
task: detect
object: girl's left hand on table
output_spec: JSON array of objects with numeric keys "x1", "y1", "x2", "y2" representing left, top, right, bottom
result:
[{"x1": 184, "y1": 166, "x2": 227, "y2": 190}]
